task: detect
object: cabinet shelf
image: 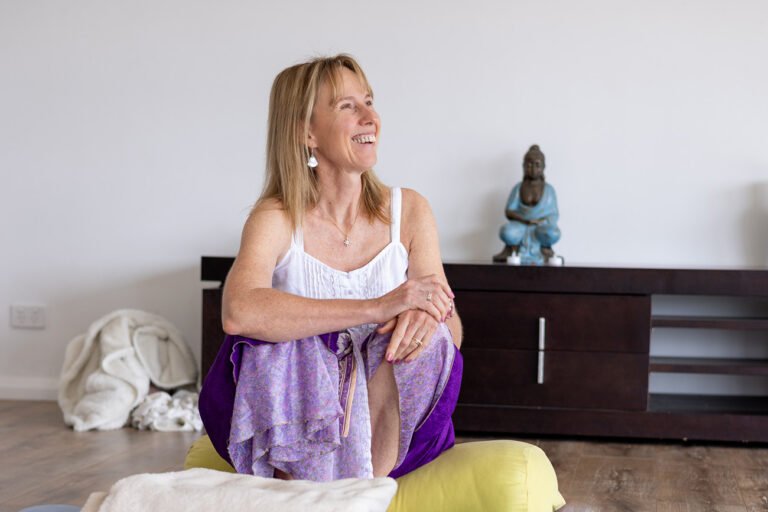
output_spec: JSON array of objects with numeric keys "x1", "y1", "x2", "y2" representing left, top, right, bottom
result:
[
  {"x1": 651, "y1": 315, "x2": 768, "y2": 330},
  {"x1": 649, "y1": 393, "x2": 768, "y2": 415},
  {"x1": 650, "y1": 357, "x2": 768, "y2": 376}
]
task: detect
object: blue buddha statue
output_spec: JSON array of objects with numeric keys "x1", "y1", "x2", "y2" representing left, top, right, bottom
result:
[{"x1": 493, "y1": 145, "x2": 562, "y2": 265}]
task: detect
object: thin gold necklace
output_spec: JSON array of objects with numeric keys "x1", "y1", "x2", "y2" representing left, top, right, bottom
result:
[{"x1": 325, "y1": 207, "x2": 360, "y2": 247}]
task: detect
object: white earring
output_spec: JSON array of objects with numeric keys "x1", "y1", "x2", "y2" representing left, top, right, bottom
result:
[{"x1": 307, "y1": 149, "x2": 318, "y2": 168}]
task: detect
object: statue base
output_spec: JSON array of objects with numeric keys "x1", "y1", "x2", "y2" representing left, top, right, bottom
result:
[{"x1": 494, "y1": 245, "x2": 565, "y2": 266}]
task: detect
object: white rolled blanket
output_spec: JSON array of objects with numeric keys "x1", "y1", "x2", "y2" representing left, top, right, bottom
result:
[
  {"x1": 58, "y1": 309, "x2": 198, "y2": 431},
  {"x1": 81, "y1": 468, "x2": 397, "y2": 512}
]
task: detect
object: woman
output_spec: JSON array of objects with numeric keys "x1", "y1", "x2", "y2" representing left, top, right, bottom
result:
[{"x1": 199, "y1": 54, "x2": 463, "y2": 482}]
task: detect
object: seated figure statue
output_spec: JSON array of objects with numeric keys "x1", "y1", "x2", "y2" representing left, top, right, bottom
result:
[{"x1": 493, "y1": 145, "x2": 561, "y2": 265}]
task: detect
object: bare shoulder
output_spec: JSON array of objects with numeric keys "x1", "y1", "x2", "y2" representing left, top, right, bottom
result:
[
  {"x1": 245, "y1": 197, "x2": 290, "y2": 232},
  {"x1": 400, "y1": 188, "x2": 434, "y2": 221},
  {"x1": 239, "y1": 197, "x2": 293, "y2": 266},
  {"x1": 400, "y1": 188, "x2": 438, "y2": 250}
]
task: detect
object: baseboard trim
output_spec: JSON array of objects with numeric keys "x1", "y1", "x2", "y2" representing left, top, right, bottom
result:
[{"x1": 0, "y1": 375, "x2": 58, "y2": 400}]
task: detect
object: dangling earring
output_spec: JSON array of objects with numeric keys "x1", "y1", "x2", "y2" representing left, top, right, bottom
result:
[{"x1": 307, "y1": 148, "x2": 318, "y2": 169}]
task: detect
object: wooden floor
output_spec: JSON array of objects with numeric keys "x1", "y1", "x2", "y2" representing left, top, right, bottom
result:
[
  {"x1": 534, "y1": 437, "x2": 768, "y2": 512},
  {"x1": 2, "y1": 400, "x2": 768, "y2": 512},
  {"x1": 0, "y1": 400, "x2": 200, "y2": 512}
]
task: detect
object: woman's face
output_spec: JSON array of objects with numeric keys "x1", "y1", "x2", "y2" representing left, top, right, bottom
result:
[{"x1": 308, "y1": 67, "x2": 380, "y2": 174}]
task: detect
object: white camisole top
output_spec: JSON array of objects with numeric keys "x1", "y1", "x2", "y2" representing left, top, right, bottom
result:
[{"x1": 272, "y1": 187, "x2": 409, "y2": 300}]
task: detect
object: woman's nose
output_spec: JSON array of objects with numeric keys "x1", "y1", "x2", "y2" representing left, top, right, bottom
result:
[{"x1": 359, "y1": 106, "x2": 378, "y2": 125}]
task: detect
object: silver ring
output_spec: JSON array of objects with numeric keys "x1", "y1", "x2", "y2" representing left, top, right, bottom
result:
[
  {"x1": 426, "y1": 292, "x2": 433, "y2": 302},
  {"x1": 412, "y1": 338, "x2": 423, "y2": 346}
]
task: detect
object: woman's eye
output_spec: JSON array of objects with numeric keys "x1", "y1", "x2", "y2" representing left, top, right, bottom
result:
[
  {"x1": 340, "y1": 103, "x2": 353, "y2": 110},
  {"x1": 366, "y1": 100, "x2": 374, "y2": 107}
]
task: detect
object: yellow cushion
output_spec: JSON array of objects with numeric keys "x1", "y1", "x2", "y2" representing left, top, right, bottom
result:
[
  {"x1": 185, "y1": 436, "x2": 565, "y2": 512},
  {"x1": 185, "y1": 435, "x2": 237, "y2": 473},
  {"x1": 388, "y1": 440, "x2": 565, "y2": 512}
]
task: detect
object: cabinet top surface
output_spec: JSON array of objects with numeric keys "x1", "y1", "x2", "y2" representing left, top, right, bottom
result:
[
  {"x1": 201, "y1": 256, "x2": 768, "y2": 296},
  {"x1": 440, "y1": 262, "x2": 768, "y2": 296},
  {"x1": 444, "y1": 260, "x2": 768, "y2": 272}
]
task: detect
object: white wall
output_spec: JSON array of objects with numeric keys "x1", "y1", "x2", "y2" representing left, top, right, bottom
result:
[{"x1": 2, "y1": 0, "x2": 767, "y2": 399}]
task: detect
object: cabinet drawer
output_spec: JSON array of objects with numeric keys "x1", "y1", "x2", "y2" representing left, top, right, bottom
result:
[
  {"x1": 459, "y1": 348, "x2": 649, "y2": 411},
  {"x1": 456, "y1": 291, "x2": 650, "y2": 353}
]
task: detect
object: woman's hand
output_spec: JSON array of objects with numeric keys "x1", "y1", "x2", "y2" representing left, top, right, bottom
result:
[
  {"x1": 378, "y1": 309, "x2": 441, "y2": 363},
  {"x1": 374, "y1": 274, "x2": 454, "y2": 326}
]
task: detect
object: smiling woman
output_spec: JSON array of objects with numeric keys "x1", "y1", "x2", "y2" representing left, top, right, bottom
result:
[{"x1": 198, "y1": 54, "x2": 463, "y2": 482}]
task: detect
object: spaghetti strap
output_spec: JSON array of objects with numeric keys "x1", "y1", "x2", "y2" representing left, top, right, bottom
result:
[
  {"x1": 293, "y1": 225, "x2": 304, "y2": 250},
  {"x1": 390, "y1": 187, "x2": 402, "y2": 244}
]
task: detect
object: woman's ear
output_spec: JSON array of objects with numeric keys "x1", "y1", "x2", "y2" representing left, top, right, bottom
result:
[
  {"x1": 306, "y1": 131, "x2": 318, "y2": 149},
  {"x1": 302, "y1": 121, "x2": 318, "y2": 149}
]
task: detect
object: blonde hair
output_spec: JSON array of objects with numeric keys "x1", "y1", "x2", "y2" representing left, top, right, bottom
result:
[{"x1": 258, "y1": 54, "x2": 390, "y2": 228}]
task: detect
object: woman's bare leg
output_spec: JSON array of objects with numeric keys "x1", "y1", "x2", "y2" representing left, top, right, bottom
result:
[
  {"x1": 274, "y1": 468, "x2": 293, "y2": 480},
  {"x1": 367, "y1": 362, "x2": 400, "y2": 477}
]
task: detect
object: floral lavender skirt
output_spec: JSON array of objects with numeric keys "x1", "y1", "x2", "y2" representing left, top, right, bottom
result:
[{"x1": 199, "y1": 323, "x2": 462, "y2": 481}]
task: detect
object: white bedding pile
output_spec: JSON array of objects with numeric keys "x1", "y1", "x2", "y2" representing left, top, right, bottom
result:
[
  {"x1": 131, "y1": 389, "x2": 202, "y2": 432},
  {"x1": 82, "y1": 468, "x2": 398, "y2": 512},
  {"x1": 58, "y1": 309, "x2": 198, "y2": 431}
]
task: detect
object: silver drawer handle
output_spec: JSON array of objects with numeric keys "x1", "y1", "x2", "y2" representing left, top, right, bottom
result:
[{"x1": 537, "y1": 317, "x2": 546, "y2": 384}]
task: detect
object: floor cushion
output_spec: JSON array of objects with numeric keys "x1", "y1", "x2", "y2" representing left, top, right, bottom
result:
[{"x1": 185, "y1": 435, "x2": 566, "y2": 512}]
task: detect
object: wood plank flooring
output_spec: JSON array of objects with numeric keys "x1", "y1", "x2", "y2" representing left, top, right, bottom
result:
[
  {"x1": 0, "y1": 400, "x2": 200, "y2": 512},
  {"x1": 2, "y1": 400, "x2": 768, "y2": 511},
  {"x1": 534, "y1": 438, "x2": 768, "y2": 511}
]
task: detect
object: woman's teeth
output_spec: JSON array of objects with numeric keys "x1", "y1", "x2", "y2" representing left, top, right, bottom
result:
[{"x1": 351, "y1": 134, "x2": 376, "y2": 144}]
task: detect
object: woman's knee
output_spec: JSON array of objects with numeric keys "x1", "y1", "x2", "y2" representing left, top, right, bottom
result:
[{"x1": 368, "y1": 363, "x2": 399, "y2": 415}]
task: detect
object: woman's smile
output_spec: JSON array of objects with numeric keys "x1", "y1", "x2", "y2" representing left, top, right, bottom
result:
[{"x1": 351, "y1": 133, "x2": 377, "y2": 144}]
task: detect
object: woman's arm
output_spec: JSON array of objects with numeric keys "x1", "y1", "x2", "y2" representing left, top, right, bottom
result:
[
  {"x1": 222, "y1": 199, "x2": 449, "y2": 342},
  {"x1": 383, "y1": 189, "x2": 463, "y2": 361}
]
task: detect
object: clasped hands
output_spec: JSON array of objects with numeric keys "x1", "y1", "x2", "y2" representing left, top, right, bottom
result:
[{"x1": 375, "y1": 275, "x2": 454, "y2": 364}]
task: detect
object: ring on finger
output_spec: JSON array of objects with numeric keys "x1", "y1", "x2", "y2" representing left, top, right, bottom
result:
[
  {"x1": 411, "y1": 337, "x2": 423, "y2": 347},
  {"x1": 426, "y1": 292, "x2": 433, "y2": 302}
]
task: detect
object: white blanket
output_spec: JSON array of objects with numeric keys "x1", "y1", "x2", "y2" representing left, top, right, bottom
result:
[
  {"x1": 82, "y1": 468, "x2": 397, "y2": 512},
  {"x1": 131, "y1": 390, "x2": 203, "y2": 432},
  {"x1": 58, "y1": 309, "x2": 198, "y2": 431}
]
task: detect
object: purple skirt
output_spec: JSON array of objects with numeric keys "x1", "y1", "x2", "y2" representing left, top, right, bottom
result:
[{"x1": 199, "y1": 324, "x2": 462, "y2": 480}]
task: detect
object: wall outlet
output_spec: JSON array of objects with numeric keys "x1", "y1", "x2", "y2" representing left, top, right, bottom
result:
[{"x1": 10, "y1": 304, "x2": 46, "y2": 329}]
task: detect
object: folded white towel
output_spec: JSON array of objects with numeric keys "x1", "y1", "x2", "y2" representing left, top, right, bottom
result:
[
  {"x1": 81, "y1": 468, "x2": 397, "y2": 512},
  {"x1": 59, "y1": 309, "x2": 198, "y2": 431}
]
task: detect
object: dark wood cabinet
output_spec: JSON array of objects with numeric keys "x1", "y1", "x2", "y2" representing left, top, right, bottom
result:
[
  {"x1": 444, "y1": 263, "x2": 768, "y2": 443},
  {"x1": 457, "y1": 291, "x2": 650, "y2": 353},
  {"x1": 201, "y1": 258, "x2": 768, "y2": 442},
  {"x1": 457, "y1": 290, "x2": 651, "y2": 412},
  {"x1": 460, "y1": 348, "x2": 648, "y2": 410}
]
